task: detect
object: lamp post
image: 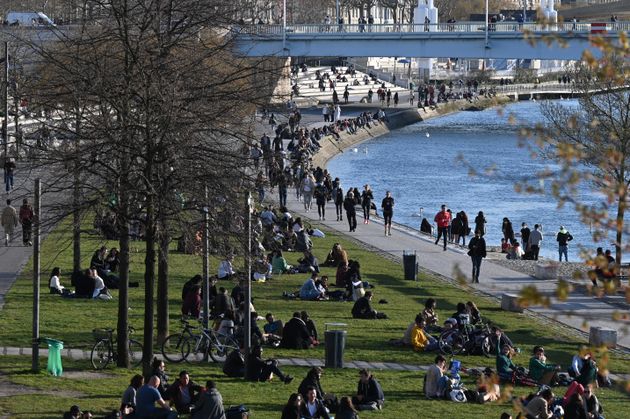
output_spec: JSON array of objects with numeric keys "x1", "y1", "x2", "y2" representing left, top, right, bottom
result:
[
  {"x1": 485, "y1": 0, "x2": 489, "y2": 47},
  {"x1": 243, "y1": 192, "x2": 253, "y2": 379},
  {"x1": 282, "y1": 0, "x2": 287, "y2": 51},
  {"x1": 2, "y1": 42, "x2": 8, "y2": 160}
]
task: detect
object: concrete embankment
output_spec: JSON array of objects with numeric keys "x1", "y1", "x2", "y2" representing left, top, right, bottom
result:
[{"x1": 312, "y1": 96, "x2": 511, "y2": 168}]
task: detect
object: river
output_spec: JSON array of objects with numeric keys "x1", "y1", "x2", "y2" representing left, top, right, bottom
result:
[{"x1": 327, "y1": 100, "x2": 609, "y2": 261}]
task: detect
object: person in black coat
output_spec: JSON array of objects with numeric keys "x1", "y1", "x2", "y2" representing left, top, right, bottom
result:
[
  {"x1": 298, "y1": 368, "x2": 326, "y2": 402},
  {"x1": 281, "y1": 312, "x2": 312, "y2": 349},
  {"x1": 245, "y1": 345, "x2": 293, "y2": 383},
  {"x1": 281, "y1": 393, "x2": 303, "y2": 419},
  {"x1": 468, "y1": 231, "x2": 487, "y2": 284},
  {"x1": 351, "y1": 291, "x2": 380, "y2": 319},
  {"x1": 352, "y1": 369, "x2": 384, "y2": 410},
  {"x1": 343, "y1": 191, "x2": 357, "y2": 232},
  {"x1": 300, "y1": 386, "x2": 330, "y2": 419}
]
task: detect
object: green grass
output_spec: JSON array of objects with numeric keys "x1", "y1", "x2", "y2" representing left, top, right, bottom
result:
[{"x1": 0, "y1": 219, "x2": 629, "y2": 418}]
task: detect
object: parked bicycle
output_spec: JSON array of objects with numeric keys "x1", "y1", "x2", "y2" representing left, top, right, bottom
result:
[
  {"x1": 161, "y1": 318, "x2": 200, "y2": 363},
  {"x1": 181, "y1": 327, "x2": 239, "y2": 363},
  {"x1": 91, "y1": 326, "x2": 143, "y2": 370},
  {"x1": 438, "y1": 322, "x2": 493, "y2": 357}
]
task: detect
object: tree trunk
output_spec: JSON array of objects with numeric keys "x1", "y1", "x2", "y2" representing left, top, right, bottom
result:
[
  {"x1": 614, "y1": 181, "x2": 626, "y2": 267},
  {"x1": 116, "y1": 133, "x2": 131, "y2": 368},
  {"x1": 116, "y1": 216, "x2": 131, "y2": 367},
  {"x1": 156, "y1": 228, "x2": 169, "y2": 346},
  {"x1": 142, "y1": 193, "x2": 157, "y2": 376}
]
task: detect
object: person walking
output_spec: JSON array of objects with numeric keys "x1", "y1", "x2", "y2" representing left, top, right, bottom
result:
[
  {"x1": 381, "y1": 191, "x2": 394, "y2": 236},
  {"x1": 334, "y1": 185, "x2": 344, "y2": 222},
  {"x1": 527, "y1": 224, "x2": 543, "y2": 261},
  {"x1": 361, "y1": 184, "x2": 373, "y2": 224},
  {"x1": 1, "y1": 199, "x2": 19, "y2": 246},
  {"x1": 502, "y1": 217, "x2": 515, "y2": 244},
  {"x1": 19, "y1": 198, "x2": 34, "y2": 246},
  {"x1": 556, "y1": 225, "x2": 573, "y2": 262},
  {"x1": 3, "y1": 158, "x2": 16, "y2": 193},
  {"x1": 344, "y1": 191, "x2": 357, "y2": 232},
  {"x1": 434, "y1": 204, "x2": 451, "y2": 251},
  {"x1": 468, "y1": 231, "x2": 487, "y2": 283}
]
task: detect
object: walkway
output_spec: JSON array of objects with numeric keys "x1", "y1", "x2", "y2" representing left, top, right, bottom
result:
[
  {"x1": 281, "y1": 194, "x2": 630, "y2": 349},
  {"x1": 234, "y1": 22, "x2": 628, "y2": 60}
]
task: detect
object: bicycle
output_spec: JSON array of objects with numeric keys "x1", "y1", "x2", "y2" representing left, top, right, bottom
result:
[
  {"x1": 438, "y1": 322, "x2": 493, "y2": 357},
  {"x1": 161, "y1": 318, "x2": 200, "y2": 363},
  {"x1": 91, "y1": 326, "x2": 143, "y2": 370},
  {"x1": 180, "y1": 327, "x2": 239, "y2": 363}
]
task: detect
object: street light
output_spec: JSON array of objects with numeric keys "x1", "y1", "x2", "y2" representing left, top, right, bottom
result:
[
  {"x1": 485, "y1": 0, "x2": 489, "y2": 48},
  {"x1": 243, "y1": 192, "x2": 253, "y2": 379}
]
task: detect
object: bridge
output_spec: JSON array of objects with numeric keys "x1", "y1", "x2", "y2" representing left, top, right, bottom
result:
[{"x1": 233, "y1": 22, "x2": 628, "y2": 60}]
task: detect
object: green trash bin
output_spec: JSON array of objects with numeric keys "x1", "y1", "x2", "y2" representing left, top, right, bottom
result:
[{"x1": 41, "y1": 338, "x2": 64, "y2": 376}]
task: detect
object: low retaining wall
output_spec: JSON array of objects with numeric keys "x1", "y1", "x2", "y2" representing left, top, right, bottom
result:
[{"x1": 312, "y1": 96, "x2": 510, "y2": 168}]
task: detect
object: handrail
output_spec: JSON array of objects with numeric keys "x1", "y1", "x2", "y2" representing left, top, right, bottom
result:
[{"x1": 236, "y1": 22, "x2": 630, "y2": 36}]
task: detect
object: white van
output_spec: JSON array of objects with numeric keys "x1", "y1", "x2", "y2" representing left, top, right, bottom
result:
[{"x1": 6, "y1": 11, "x2": 56, "y2": 27}]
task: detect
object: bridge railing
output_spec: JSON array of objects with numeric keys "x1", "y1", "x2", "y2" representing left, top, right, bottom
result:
[{"x1": 237, "y1": 22, "x2": 629, "y2": 36}]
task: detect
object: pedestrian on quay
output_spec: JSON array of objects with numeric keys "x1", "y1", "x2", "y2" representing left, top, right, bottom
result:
[
  {"x1": 502, "y1": 217, "x2": 515, "y2": 244},
  {"x1": 334, "y1": 184, "x2": 344, "y2": 222},
  {"x1": 527, "y1": 224, "x2": 543, "y2": 261},
  {"x1": 556, "y1": 225, "x2": 573, "y2": 262},
  {"x1": 344, "y1": 191, "x2": 358, "y2": 232},
  {"x1": 474, "y1": 211, "x2": 486, "y2": 236},
  {"x1": 19, "y1": 198, "x2": 34, "y2": 246},
  {"x1": 361, "y1": 184, "x2": 373, "y2": 224},
  {"x1": 381, "y1": 191, "x2": 394, "y2": 236},
  {"x1": 468, "y1": 231, "x2": 487, "y2": 283},
  {"x1": 520, "y1": 222, "x2": 531, "y2": 253},
  {"x1": 1, "y1": 199, "x2": 18, "y2": 246},
  {"x1": 3, "y1": 158, "x2": 16, "y2": 193},
  {"x1": 434, "y1": 204, "x2": 451, "y2": 251}
]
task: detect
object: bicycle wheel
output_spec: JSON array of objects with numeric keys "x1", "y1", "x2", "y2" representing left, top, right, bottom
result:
[
  {"x1": 91, "y1": 340, "x2": 111, "y2": 370},
  {"x1": 162, "y1": 333, "x2": 186, "y2": 363},
  {"x1": 209, "y1": 334, "x2": 239, "y2": 363},
  {"x1": 129, "y1": 339, "x2": 144, "y2": 367},
  {"x1": 438, "y1": 330, "x2": 465, "y2": 356},
  {"x1": 181, "y1": 335, "x2": 204, "y2": 363}
]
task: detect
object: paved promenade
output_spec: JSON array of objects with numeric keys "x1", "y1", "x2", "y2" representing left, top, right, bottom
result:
[{"x1": 281, "y1": 192, "x2": 630, "y2": 350}]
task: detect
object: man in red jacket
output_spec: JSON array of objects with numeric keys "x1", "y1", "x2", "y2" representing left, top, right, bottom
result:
[
  {"x1": 434, "y1": 204, "x2": 451, "y2": 251},
  {"x1": 19, "y1": 199, "x2": 34, "y2": 246}
]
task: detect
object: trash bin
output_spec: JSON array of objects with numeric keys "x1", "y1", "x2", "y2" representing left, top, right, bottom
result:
[
  {"x1": 403, "y1": 250, "x2": 418, "y2": 280},
  {"x1": 41, "y1": 338, "x2": 64, "y2": 376},
  {"x1": 324, "y1": 323, "x2": 347, "y2": 368}
]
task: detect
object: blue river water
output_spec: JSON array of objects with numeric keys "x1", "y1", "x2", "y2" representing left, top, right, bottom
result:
[{"x1": 327, "y1": 100, "x2": 608, "y2": 261}]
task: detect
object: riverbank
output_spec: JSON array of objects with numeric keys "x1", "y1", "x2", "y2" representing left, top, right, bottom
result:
[{"x1": 311, "y1": 95, "x2": 511, "y2": 167}]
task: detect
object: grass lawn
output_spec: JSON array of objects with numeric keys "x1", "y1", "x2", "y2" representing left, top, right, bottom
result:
[{"x1": 0, "y1": 219, "x2": 629, "y2": 418}]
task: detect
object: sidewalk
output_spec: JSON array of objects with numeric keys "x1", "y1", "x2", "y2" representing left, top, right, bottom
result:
[{"x1": 282, "y1": 194, "x2": 630, "y2": 350}]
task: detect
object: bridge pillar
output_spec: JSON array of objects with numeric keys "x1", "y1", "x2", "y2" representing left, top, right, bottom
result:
[{"x1": 414, "y1": 0, "x2": 439, "y2": 81}]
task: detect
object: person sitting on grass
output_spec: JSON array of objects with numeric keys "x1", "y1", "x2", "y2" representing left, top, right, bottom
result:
[
  {"x1": 352, "y1": 291, "x2": 387, "y2": 319},
  {"x1": 281, "y1": 393, "x2": 304, "y2": 419},
  {"x1": 411, "y1": 315, "x2": 438, "y2": 352},
  {"x1": 264, "y1": 312, "x2": 284, "y2": 338},
  {"x1": 584, "y1": 385, "x2": 605, "y2": 419},
  {"x1": 300, "y1": 272, "x2": 327, "y2": 301},
  {"x1": 352, "y1": 369, "x2": 384, "y2": 411},
  {"x1": 422, "y1": 298, "x2": 440, "y2": 332},
  {"x1": 135, "y1": 376, "x2": 177, "y2": 419},
  {"x1": 298, "y1": 367, "x2": 338, "y2": 412},
  {"x1": 496, "y1": 341, "x2": 520, "y2": 383},
  {"x1": 223, "y1": 347, "x2": 245, "y2": 378},
  {"x1": 246, "y1": 345, "x2": 294, "y2": 384},
  {"x1": 335, "y1": 397, "x2": 359, "y2": 419},
  {"x1": 168, "y1": 370, "x2": 203, "y2": 414},
  {"x1": 528, "y1": 346, "x2": 561, "y2": 386},
  {"x1": 150, "y1": 357, "x2": 170, "y2": 399},
  {"x1": 272, "y1": 250, "x2": 293, "y2": 274},
  {"x1": 63, "y1": 405, "x2": 92, "y2": 419},
  {"x1": 301, "y1": 311, "x2": 319, "y2": 345},
  {"x1": 424, "y1": 355, "x2": 447, "y2": 399},
  {"x1": 524, "y1": 387, "x2": 554, "y2": 419},
  {"x1": 218, "y1": 254, "x2": 236, "y2": 280},
  {"x1": 282, "y1": 312, "x2": 312, "y2": 349},
  {"x1": 301, "y1": 387, "x2": 331, "y2": 419},
  {"x1": 121, "y1": 374, "x2": 144, "y2": 417},
  {"x1": 190, "y1": 380, "x2": 225, "y2": 419},
  {"x1": 297, "y1": 250, "x2": 320, "y2": 274}
]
